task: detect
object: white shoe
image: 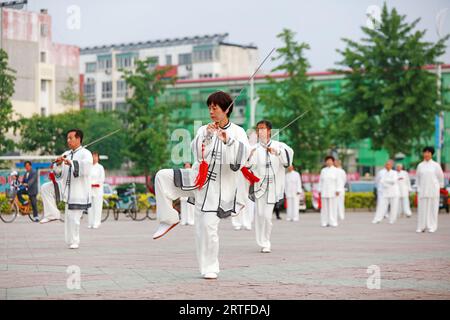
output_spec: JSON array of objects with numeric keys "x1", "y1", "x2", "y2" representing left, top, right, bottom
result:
[
  {"x1": 39, "y1": 218, "x2": 55, "y2": 224},
  {"x1": 69, "y1": 244, "x2": 79, "y2": 249},
  {"x1": 321, "y1": 224, "x2": 328, "y2": 227},
  {"x1": 153, "y1": 222, "x2": 179, "y2": 240},
  {"x1": 372, "y1": 220, "x2": 380, "y2": 224},
  {"x1": 416, "y1": 229, "x2": 425, "y2": 233},
  {"x1": 88, "y1": 225, "x2": 93, "y2": 229},
  {"x1": 261, "y1": 247, "x2": 271, "y2": 253},
  {"x1": 203, "y1": 272, "x2": 218, "y2": 279},
  {"x1": 93, "y1": 225, "x2": 99, "y2": 229},
  {"x1": 244, "y1": 226, "x2": 252, "y2": 231},
  {"x1": 428, "y1": 229, "x2": 436, "y2": 233},
  {"x1": 233, "y1": 226, "x2": 242, "y2": 231}
]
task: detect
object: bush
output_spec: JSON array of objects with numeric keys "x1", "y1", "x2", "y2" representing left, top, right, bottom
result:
[{"x1": 304, "y1": 192, "x2": 376, "y2": 210}]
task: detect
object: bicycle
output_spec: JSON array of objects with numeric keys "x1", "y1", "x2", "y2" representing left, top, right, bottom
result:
[
  {"x1": 0, "y1": 191, "x2": 42, "y2": 223},
  {"x1": 133, "y1": 194, "x2": 157, "y2": 221}
]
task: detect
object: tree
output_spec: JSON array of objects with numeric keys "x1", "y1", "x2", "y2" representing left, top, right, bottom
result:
[
  {"x1": 335, "y1": 3, "x2": 449, "y2": 158},
  {"x1": 0, "y1": 49, "x2": 17, "y2": 155},
  {"x1": 258, "y1": 29, "x2": 330, "y2": 171},
  {"x1": 121, "y1": 57, "x2": 176, "y2": 187},
  {"x1": 19, "y1": 109, "x2": 127, "y2": 170},
  {"x1": 59, "y1": 76, "x2": 81, "y2": 107}
]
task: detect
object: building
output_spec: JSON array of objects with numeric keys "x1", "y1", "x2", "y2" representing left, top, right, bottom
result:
[
  {"x1": 79, "y1": 33, "x2": 258, "y2": 112},
  {"x1": 1, "y1": 7, "x2": 80, "y2": 118},
  {"x1": 161, "y1": 65, "x2": 450, "y2": 173}
]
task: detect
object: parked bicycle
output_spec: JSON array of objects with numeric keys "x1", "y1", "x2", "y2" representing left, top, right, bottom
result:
[{"x1": 0, "y1": 190, "x2": 42, "y2": 223}]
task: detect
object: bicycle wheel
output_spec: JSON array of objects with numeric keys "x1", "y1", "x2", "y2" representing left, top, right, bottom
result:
[
  {"x1": 113, "y1": 208, "x2": 119, "y2": 221},
  {"x1": 101, "y1": 199, "x2": 109, "y2": 222},
  {"x1": 147, "y1": 207, "x2": 157, "y2": 220},
  {"x1": 133, "y1": 207, "x2": 148, "y2": 221},
  {"x1": 129, "y1": 206, "x2": 137, "y2": 220},
  {"x1": 0, "y1": 201, "x2": 18, "y2": 223}
]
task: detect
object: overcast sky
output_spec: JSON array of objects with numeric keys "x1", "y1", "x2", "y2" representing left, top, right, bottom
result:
[{"x1": 26, "y1": 0, "x2": 450, "y2": 72}]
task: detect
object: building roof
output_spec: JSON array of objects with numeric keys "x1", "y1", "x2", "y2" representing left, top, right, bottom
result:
[
  {"x1": 175, "y1": 64, "x2": 450, "y2": 85},
  {"x1": 80, "y1": 33, "x2": 231, "y2": 55}
]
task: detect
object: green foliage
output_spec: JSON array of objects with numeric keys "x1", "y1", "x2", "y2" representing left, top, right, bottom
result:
[
  {"x1": 59, "y1": 77, "x2": 81, "y2": 106},
  {"x1": 121, "y1": 57, "x2": 177, "y2": 180},
  {"x1": 335, "y1": 3, "x2": 450, "y2": 157},
  {"x1": 0, "y1": 49, "x2": 18, "y2": 155},
  {"x1": 18, "y1": 109, "x2": 126, "y2": 170},
  {"x1": 258, "y1": 29, "x2": 330, "y2": 171}
]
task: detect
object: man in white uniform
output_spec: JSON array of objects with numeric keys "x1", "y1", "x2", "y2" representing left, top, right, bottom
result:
[
  {"x1": 318, "y1": 156, "x2": 342, "y2": 227},
  {"x1": 245, "y1": 120, "x2": 294, "y2": 253},
  {"x1": 285, "y1": 165, "x2": 302, "y2": 222},
  {"x1": 335, "y1": 160, "x2": 347, "y2": 220},
  {"x1": 88, "y1": 151, "x2": 105, "y2": 229},
  {"x1": 372, "y1": 160, "x2": 399, "y2": 224},
  {"x1": 416, "y1": 146, "x2": 444, "y2": 233},
  {"x1": 396, "y1": 163, "x2": 412, "y2": 218},
  {"x1": 180, "y1": 162, "x2": 195, "y2": 226},
  {"x1": 375, "y1": 164, "x2": 388, "y2": 219},
  {"x1": 40, "y1": 129, "x2": 93, "y2": 249},
  {"x1": 152, "y1": 91, "x2": 250, "y2": 280}
]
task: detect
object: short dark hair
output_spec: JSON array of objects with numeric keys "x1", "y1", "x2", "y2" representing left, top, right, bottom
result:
[
  {"x1": 92, "y1": 151, "x2": 99, "y2": 156},
  {"x1": 24, "y1": 161, "x2": 32, "y2": 167},
  {"x1": 256, "y1": 120, "x2": 272, "y2": 130},
  {"x1": 325, "y1": 155, "x2": 335, "y2": 162},
  {"x1": 423, "y1": 146, "x2": 435, "y2": 155},
  {"x1": 206, "y1": 91, "x2": 233, "y2": 117},
  {"x1": 66, "y1": 128, "x2": 83, "y2": 143}
]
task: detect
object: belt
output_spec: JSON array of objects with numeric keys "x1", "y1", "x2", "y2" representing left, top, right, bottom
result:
[{"x1": 91, "y1": 184, "x2": 100, "y2": 188}]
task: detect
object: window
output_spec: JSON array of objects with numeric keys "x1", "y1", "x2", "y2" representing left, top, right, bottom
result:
[
  {"x1": 40, "y1": 24, "x2": 48, "y2": 37},
  {"x1": 98, "y1": 55, "x2": 112, "y2": 70},
  {"x1": 117, "y1": 80, "x2": 127, "y2": 98},
  {"x1": 86, "y1": 62, "x2": 97, "y2": 73},
  {"x1": 41, "y1": 80, "x2": 47, "y2": 91},
  {"x1": 40, "y1": 51, "x2": 47, "y2": 63},
  {"x1": 116, "y1": 54, "x2": 133, "y2": 69},
  {"x1": 100, "y1": 102, "x2": 113, "y2": 112},
  {"x1": 165, "y1": 54, "x2": 172, "y2": 65},
  {"x1": 178, "y1": 53, "x2": 192, "y2": 65},
  {"x1": 40, "y1": 107, "x2": 47, "y2": 116},
  {"x1": 193, "y1": 49, "x2": 214, "y2": 63},
  {"x1": 101, "y1": 81, "x2": 112, "y2": 99}
]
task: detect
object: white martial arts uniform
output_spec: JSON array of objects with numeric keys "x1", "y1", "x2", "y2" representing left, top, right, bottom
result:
[
  {"x1": 88, "y1": 163, "x2": 105, "y2": 228},
  {"x1": 155, "y1": 121, "x2": 250, "y2": 276},
  {"x1": 41, "y1": 146, "x2": 93, "y2": 246},
  {"x1": 180, "y1": 197, "x2": 195, "y2": 225},
  {"x1": 318, "y1": 166, "x2": 342, "y2": 227},
  {"x1": 397, "y1": 170, "x2": 412, "y2": 217},
  {"x1": 372, "y1": 169, "x2": 399, "y2": 224},
  {"x1": 336, "y1": 167, "x2": 347, "y2": 220},
  {"x1": 247, "y1": 140, "x2": 294, "y2": 250},
  {"x1": 285, "y1": 170, "x2": 302, "y2": 222},
  {"x1": 416, "y1": 159, "x2": 444, "y2": 232},
  {"x1": 231, "y1": 173, "x2": 253, "y2": 230}
]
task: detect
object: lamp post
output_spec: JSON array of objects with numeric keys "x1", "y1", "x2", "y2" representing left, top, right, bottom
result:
[{"x1": 435, "y1": 8, "x2": 448, "y2": 164}]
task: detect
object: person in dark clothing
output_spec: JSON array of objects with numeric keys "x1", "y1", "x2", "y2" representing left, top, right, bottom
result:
[{"x1": 20, "y1": 161, "x2": 39, "y2": 222}]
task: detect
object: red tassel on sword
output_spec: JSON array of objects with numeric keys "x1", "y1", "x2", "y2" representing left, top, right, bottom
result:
[
  {"x1": 194, "y1": 143, "x2": 209, "y2": 190},
  {"x1": 241, "y1": 167, "x2": 260, "y2": 185}
]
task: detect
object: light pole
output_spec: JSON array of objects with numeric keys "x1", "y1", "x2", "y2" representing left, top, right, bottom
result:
[{"x1": 435, "y1": 8, "x2": 448, "y2": 164}]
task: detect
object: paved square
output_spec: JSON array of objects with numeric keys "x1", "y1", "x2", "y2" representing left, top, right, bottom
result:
[{"x1": 1, "y1": 211, "x2": 449, "y2": 299}]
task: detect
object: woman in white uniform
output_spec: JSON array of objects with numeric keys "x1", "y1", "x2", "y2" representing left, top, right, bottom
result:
[
  {"x1": 88, "y1": 151, "x2": 105, "y2": 229},
  {"x1": 416, "y1": 146, "x2": 444, "y2": 233},
  {"x1": 318, "y1": 156, "x2": 342, "y2": 227}
]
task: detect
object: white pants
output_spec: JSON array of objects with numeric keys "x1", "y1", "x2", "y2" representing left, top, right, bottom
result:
[
  {"x1": 286, "y1": 196, "x2": 299, "y2": 222},
  {"x1": 417, "y1": 197, "x2": 439, "y2": 232},
  {"x1": 231, "y1": 199, "x2": 253, "y2": 229},
  {"x1": 398, "y1": 196, "x2": 412, "y2": 217},
  {"x1": 65, "y1": 207, "x2": 83, "y2": 246},
  {"x1": 180, "y1": 198, "x2": 195, "y2": 225},
  {"x1": 41, "y1": 182, "x2": 61, "y2": 220},
  {"x1": 88, "y1": 189, "x2": 103, "y2": 228},
  {"x1": 321, "y1": 197, "x2": 338, "y2": 227},
  {"x1": 337, "y1": 192, "x2": 345, "y2": 220},
  {"x1": 254, "y1": 196, "x2": 275, "y2": 249},
  {"x1": 373, "y1": 197, "x2": 399, "y2": 223},
  {"x1": 155, "y1": 169, "x2": 220, "y2": 275}
]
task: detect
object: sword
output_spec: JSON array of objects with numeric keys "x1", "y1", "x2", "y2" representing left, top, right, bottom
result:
[{"x1": 52, "y1": 128, "x2": 122, "y2": 164}]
